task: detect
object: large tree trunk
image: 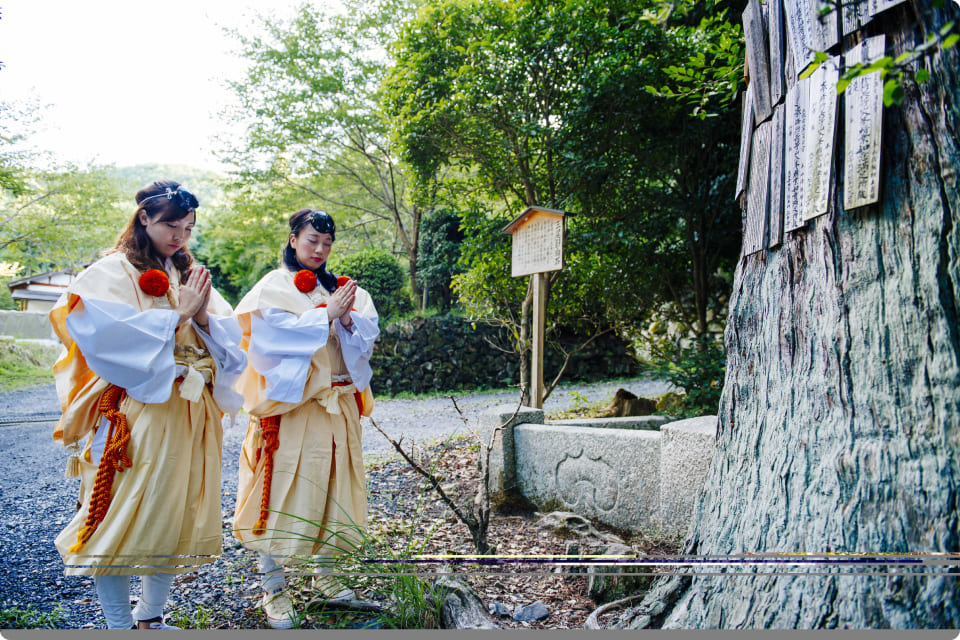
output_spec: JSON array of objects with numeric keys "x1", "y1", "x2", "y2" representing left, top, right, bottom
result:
[{"x1": 613, "y1": 3, "x2": 960, "y2": 629}]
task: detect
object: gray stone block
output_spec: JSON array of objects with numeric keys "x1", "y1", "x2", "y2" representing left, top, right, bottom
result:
[
  {"x1": 480, "y1": 405, "x2": 544, "y2": 494},
  {"x1": 547, "y1": 415, "x2": 670, "y2": 431},
  {"x1": 514, "y1": 423, "x2": 661, "y2": 531},
  {"x1": 658, "y1": 416, "x2": 717, "y2": 537}
]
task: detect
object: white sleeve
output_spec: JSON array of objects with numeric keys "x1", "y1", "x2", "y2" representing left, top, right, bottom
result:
[
  {"x1": 193, "y1": 314, "x2": 248, "y2": 414},
  {"x1": 65, "y1": 296, "x2": 180, "y2": 404},
  {"x1": 334, "y1": 312, "x2": 379, "y2": 392},
  {"x1": 248, "y1": 307, "x2": 330, "y2": 403}
]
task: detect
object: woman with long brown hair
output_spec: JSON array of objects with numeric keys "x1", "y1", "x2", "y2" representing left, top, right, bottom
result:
[{"x1": 49, "y1": 180, "x2": 247, "y2": 629}]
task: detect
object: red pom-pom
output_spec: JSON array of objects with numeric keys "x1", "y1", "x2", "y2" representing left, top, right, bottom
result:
[
  {"x1": 336, "y1": 275, "x2": 351, "y2": 287},
  {"x1": 138, "y1": 269, "x2": 170, "y2": 297},
  {"x1": 294, "y1": 269, "x2": 317, "y2": 293}
]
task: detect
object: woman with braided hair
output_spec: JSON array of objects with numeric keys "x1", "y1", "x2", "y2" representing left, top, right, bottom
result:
[
  {"x1": 48, "y1": 180, "x2": 247, "y2": 629},
  {"x1": 232, "y1": 209, "x2": 378, "y2": 629}
]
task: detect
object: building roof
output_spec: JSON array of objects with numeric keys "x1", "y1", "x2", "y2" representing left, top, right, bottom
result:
[
  {"x1": 11, "y1": 289, "x2": 61, "y2": 302},
  {"x1": 7, "y1": 263, "x2": 89, "y2": 290}
]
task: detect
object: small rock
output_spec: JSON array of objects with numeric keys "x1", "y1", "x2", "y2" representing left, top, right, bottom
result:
[
  {"x1": 512, "y1": 600, "x2": 549, "y2": 622},
  {"x1": 488, "y1": 601, "x2": 512, "y2": 617}
]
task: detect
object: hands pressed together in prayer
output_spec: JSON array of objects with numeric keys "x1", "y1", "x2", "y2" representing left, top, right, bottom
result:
[
  {"x1": 177, "y1": 265, "x2": 213, "y2": 328},
  {"x1": 324, "y1": 279, "x2": 356, "y2": 329}
]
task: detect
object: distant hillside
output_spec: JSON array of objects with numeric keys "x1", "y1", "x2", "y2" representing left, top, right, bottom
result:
[{"x1": 110, "y1": 164, "x2": 225, "y2": 206}]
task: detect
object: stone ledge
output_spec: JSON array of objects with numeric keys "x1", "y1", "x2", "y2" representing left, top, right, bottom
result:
[{"x1": 547, "y1": 415, "x2": 671, "y2": 431}]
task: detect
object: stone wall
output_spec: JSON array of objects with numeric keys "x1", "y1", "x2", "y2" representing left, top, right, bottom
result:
[
  {"x1": 0, "y1": 310, "x2": 55, "y2": 340},
  {"x1": 372, "y1": 315, "x2": 641, "y2": 394}
]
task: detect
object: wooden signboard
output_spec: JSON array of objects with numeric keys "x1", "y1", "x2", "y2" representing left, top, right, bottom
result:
[
  {"x1": 503, "y1": 206, "x2": 570, "y2": 409},
  {"x1": 811, "y1": 0, "x2": 840, "y2": 53},
  {"x1": 744, "y1": 119, "x2": 772, "y2": 256},
  {"x1": 768, "y1": 0, "x2": 787, "y2": 106},
  {"x1": 870, "y1": 0, "x2": 907, "y2": 17},
  {"x1": 736, "y1": 88, "x2": 756, "y2": 201},
  {"x1": 843, "y1": 0, "x2": 870, "y2": 35},
  {"x1": 804, "y1": 58, "x2": 839, "y2": 221},
  {"x1": 784, "y1": 0, "x2": 839, "y2": 76},
  {"x1": 784, "y1": 18, "x2": 796, "y2": 90},
  {"x1": 768, "y1": 105, "x2": 786, "y2": 248},
  {"x1": 784, "y1": 76, "x2": 809, "y2": 233},
  {"x1": 744, "y1": 0, "x2": 773, "y2": 124},
  {"x1": 504, "y1": 207, "x2": 566, "y2": 278},
  {"x1": 843, "y1": 35, "x2": 886, "y2": 210}
]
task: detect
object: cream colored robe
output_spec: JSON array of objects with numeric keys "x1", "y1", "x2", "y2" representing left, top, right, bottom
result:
[
  {"x1": 49, "y1": 252, "x2": 245, "y2": 576},
  {"x1": 232, "y1": 268, "x2": 377, "y2": 563}
]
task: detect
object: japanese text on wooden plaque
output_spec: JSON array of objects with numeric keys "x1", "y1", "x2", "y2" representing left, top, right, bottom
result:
[{"x1": 510, "y1": 213, "x2": 565, "y2": 277}]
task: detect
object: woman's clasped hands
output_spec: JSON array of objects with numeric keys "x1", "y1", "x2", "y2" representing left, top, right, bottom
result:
[
  {"x1": 324, "y1": 279, "x2": 357, "y2": 328},
  {"x1": 177, "y1": 265, "x2": 212, "y2": 327}
]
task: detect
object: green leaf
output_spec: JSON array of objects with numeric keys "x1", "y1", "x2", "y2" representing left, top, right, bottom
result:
[
  {"x1": 939, "y1": 21, "x2": 955, "y2": 37},
  {"x1": 883, "y1": 78, "x2": 905, "y2": 106},
  {"x1": 944, "y1": 34, "x2": 959, "y2": 49},
  {"x1": 915, "y1": 69, "x2": 931, "y2": 83},
  {"x1": 865, "y1": 56, "x2": 894, "y2": 72},
  {"x1": 799, "y1": 59, "x2": 824, "y2": 80},
  {"x1": 836, "y1": 77, "x2": 852, "y2": 95}
]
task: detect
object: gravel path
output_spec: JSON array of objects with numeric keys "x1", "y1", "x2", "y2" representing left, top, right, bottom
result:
[{"x1": 0, "y1": 376, "x2": 670, "y2": 629}]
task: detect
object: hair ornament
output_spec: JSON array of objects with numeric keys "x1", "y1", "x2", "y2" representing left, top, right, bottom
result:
[{"x1": 139, "y1": 186, "x2": 199, "y2": 212}]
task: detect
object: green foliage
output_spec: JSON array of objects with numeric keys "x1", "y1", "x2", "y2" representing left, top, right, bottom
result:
[
  {"x1": 0, "y1": 338, "x2": 59, "y2": 392},
  {"x1": 219, "y1": 0, "x2": 426, "y2": 301},
  {"x1": 654, "y1": 334, "x2": 725, "y2": 417},
  {"x1": 0, "y1": 603, "x2": 66, "y2": 629},
  {"x1": 108, "y1": 163, "x2": 224, "y2": 206},
  {"x1": 331, "y1": 248, "x2": 411, "y2": 320},
  {"x1": 389, "y1": 0, "x2": 742, "y2": 369},
  {"x1": 416, "y1": 207, "x2": 463, "y2": 310},
  {"x1": 805, "y1": 5, "x2": 957, "y2": 107},
  {"x1": 0, "y1": 165, "x2": 129, "y2": 276},
  {"x1": 189, "y1": 181, "x2": 302, "y2": 303},
  {"x1": 0, "y1": 279, "x2": 16, "y2": 310}
]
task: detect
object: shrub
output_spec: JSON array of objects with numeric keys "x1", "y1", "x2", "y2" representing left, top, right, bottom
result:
[
  {"x1": 656, "y1": 334, "x2": 725, "y2": 417},
  {"x1": 331, "y1": 249, "x2": 411, "y2": 320},
  {"x1": 416, "y1": 207, "x2": 463, "y2": 311}
]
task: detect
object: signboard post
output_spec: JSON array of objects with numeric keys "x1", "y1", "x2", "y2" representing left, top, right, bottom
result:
[{"x1": 503, "y1": 206, "x2": 570, "y2": 409}]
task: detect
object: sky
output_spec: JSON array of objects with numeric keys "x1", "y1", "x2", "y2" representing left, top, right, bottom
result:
[{"x1": 1, "y1": 0, "x2": 331, "y2": 173}]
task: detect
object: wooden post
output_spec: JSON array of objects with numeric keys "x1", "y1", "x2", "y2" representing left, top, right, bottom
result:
[{"x1": 530, "y1": 272, "x2": 548, "y2": 409}]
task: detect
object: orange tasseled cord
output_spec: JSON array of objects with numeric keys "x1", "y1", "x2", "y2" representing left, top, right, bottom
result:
[
  {"x1": 253, "y1": 415, "x2": 281, "y2": 535},
  {"x1": 68, "y1": 385, "x2": 132, "y2": 552}
]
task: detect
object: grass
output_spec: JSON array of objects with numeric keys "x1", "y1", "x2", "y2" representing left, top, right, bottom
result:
[
  {"x1": 0, "y1": 603, "x2": 67, "y2": 629},
  {"x1": 0, "y1": 338, "x2": 59, "y2": 392},
  {"x1": 168, "y1": 604, "x2": 215, "y2": 630}
]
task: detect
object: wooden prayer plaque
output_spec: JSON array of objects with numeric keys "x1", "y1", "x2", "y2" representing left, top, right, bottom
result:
[{"x1": 843, "y1": 35, "x2": 885, "y2": 210}]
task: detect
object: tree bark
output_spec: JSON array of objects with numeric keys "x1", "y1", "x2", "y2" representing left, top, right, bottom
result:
[
  {"x1": 613, "y1": 4, "x2": 960, "y2": 629},
  {"x1": 431, "y1": 575, "x2": 502, "y2": 629}
]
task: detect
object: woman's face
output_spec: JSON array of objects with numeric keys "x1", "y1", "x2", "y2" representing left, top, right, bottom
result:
[
  {"x1": 140, "y1": 209, "x2": 195, "y2": 258},
  {"x1": 290, "y1": 228, "x2": 334, "y2": 269}
]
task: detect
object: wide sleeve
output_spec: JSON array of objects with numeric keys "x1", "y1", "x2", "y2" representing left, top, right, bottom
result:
[
  {"x1": 334, "y1": 313, "x2": 379, "y2": 393},
  {"x1": 64, "y1": 296, "x2": 180, "y2": 404},
  {"x1": 334, "y1": 286, "x2": 379, "y2": 392},
  {"x1": 193, "y1": 313, "x2": 247, "y2": 414},
  {"x1": 247, "y1": 306, "x2": 330, "y2": 403}
]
